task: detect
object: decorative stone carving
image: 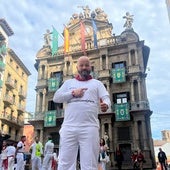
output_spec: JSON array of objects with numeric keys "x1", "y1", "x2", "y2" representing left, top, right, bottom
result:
[
  {"x1": 44, "y1": 29, "x2": 51, "y2": 46},
  {"x1": 123, "y1": 12, "x2": 134, "y2": 29},
  {"x1": 95, "y1": 8, "x2": 108, "y2": 22}
]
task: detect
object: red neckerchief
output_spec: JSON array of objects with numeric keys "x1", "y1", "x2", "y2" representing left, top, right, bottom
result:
[{"x1": 75, "y1": 74, "x2": 92, "y2": 81}]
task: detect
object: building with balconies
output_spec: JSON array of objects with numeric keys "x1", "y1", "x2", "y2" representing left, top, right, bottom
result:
[
  {"x1": 30, "y1": 7, "x2": 156, "y2": 169},
  {"x1": 0, "y1": 37, "x2": 31, "y2": 143}
]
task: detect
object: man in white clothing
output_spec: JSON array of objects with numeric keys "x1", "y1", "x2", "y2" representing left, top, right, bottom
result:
[
  {"x1": 30, "y1": 136, "x2": 43, "y2": 170},
  {"x1": 15, "y1": 135, "x2": 26, "y2": 170},
  {"x1": 53, "y1": 56, "x2": 111, "y2": 170},
  {"x1": 42, "y1": 136, "x2": 54, "y2": 170},
  {"x1": 7, "y1": 143, "x2": 16, "y2": 170}
]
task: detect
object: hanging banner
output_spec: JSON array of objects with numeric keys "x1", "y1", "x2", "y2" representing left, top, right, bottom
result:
[
  {"x1": 111, "y1": 68, "x2": 126, "y2": 83},
  {"x1": 44, "y1": 111, "x2": 56, "y2": 127},
  {"x1": 115, "y1": 103, "x2": 130, "y2": 121},
  {"x1": 48, "y1": 77, "x2": 60, "y2": 92}
]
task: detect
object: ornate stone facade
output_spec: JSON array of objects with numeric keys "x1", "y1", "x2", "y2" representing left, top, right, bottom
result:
[{"x1": 30, "y1": 8, "x2": 156, "y2": 169}]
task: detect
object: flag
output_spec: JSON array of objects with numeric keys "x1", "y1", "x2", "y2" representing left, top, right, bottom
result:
[
  {"x1": 92, "y1": 19, "x2": 98, "y2": 49},
  {"x1": 80, "y1": 21, "x2": 85, "y2": 53},
  {"x1": 52, "y1": 27, "x2": 58, "y2": 56},
  {"x1": 64, "y1": 26, "x2": 69, "y2": 54}
]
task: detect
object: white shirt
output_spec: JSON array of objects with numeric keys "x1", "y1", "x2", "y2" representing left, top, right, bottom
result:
[
  {"x1": 53, "y1": 78, "x2": 111, "y2": 127},
  {"x1": 17, "y1": 141, "x2": 25, "y2": 153},
  {"x1": 6, "y1": 145, "x2": 16, "y2": 157},
  {"x1": 44, "y1": 140, "x2": 54, "y2": 155}
]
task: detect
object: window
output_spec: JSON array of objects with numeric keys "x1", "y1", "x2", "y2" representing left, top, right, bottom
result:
[
  {"x1": 10, "y1": 59, "x2": 13, "y2": 63},
  {"x1": 16, "y1": 65, "x2": 19, "y2": 71},
  {"x1": 113, "y1": 92, "x2": 129, "y2": 104},
  {"x1": 14, "y1": 80, "x2": 17, "y2": 88},
  {"x1": 112, "y1": 62, "x2": 125, "y2": 69},
  {"x1": 22, "y1": 72, "x2": 24, "y2": 77}
]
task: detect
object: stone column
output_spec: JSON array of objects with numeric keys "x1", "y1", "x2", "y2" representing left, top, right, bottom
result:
[
  {"x1": 106, "y1": 55, "x2": 108, "y2": 69},
  {"x1": 42, "y1": 88, "x2": 46, "y2": 112},
  {"x1": 135, "y1": 50, "x2": 138, "y2": 65},
  {"x1": 36, "y1": 92, "x2": 40, "y2": 113},
  {"x1": 137, "y1": 78, "x2": 142, "y2": 101},
  {"x1": 130, "y1": 80, "x2": 135, "y2": 102},
  {"x1": 100, "y1": 56, "x2": 102, "y2": 70},
  {"x1": 142, "y1": 120, "x2": 148, "y2": 149},
  {"x1": 128, "y1": 51, "x2": 132, "y2": 66},
  {"x1": 44, "y1": 65, "x2": 47, "y2": 79},
  {"x1": 134, "y1": 121, "x2": 139, "y2": 150},
  {"x1": 38, "y1": 66, "x2": 42, "y2": 80}
]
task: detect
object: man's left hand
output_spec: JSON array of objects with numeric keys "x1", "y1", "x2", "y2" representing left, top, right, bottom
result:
[{"x1": 100, "y1": 102, "x2": 108, "y2": 112}]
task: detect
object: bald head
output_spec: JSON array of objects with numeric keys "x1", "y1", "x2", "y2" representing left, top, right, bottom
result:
[
  {"x1": 77, "y1": 56, "x2": 91, "y2": 80},
  {"x1": 77, "y1": 56, "x2": 90, "y2": 64}
]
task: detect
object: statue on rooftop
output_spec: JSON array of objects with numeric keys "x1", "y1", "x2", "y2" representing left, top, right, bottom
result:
[
  {"x1": 44, "y1": 29, "x2": 51, "y2": 46},
  {"x1": 95, "y1": 8, "x2": 108, "y2": 22},
  {"x1": 78, "y1": 5, "x2": 91, "y2": 18},
  {"x1": 123, "y1": 12, "x2": 134, "y2": 29}
]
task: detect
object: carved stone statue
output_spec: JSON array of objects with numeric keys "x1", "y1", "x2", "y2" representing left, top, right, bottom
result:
[
  {"x1": 95, "y1": 8, "x2": 108, "y2": 22},
  {"x1": 44, "y1": 29, "x2": 51, "y2": 46},
  {"x1": 123, "y1": 12, "x2": 134, "y2": 29},
  {"x1": 78, "y1": 5, "x2": 91, "y2": 18}
]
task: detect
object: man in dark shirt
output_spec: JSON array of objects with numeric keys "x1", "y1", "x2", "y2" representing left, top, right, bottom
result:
[{"x1": 158, "y1": 148, "x2": 167, "y2": 170}]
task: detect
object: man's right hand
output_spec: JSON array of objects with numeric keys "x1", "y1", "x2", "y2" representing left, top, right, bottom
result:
[{"x1": 72, "y1": 88, "x2": 88, "y2": 98}]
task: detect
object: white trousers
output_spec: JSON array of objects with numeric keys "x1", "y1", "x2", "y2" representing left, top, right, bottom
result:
[
  {"x1": 16, "y1": 153, "x2": 25, "y2": 170},
  {"x1": 42, "y1": 153, "x2": 53, "y2": 170},
  {"x1": 8, "y1": 157, "x2": 15, "y2": 170},
  {"x1": 32, "y1": 156, "x2": 42, "y2": 170},
  {"x1": 58, "y1": 126, "x2": 99, "y2": 170}
]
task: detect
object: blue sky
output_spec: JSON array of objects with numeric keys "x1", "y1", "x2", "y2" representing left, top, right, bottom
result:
[{"x1": 0, "y1": 0, "x2": 170, "y2": 139}]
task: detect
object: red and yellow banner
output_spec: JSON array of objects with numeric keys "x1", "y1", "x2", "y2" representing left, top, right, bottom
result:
[
  {"x1": 80, "y1": 21, "x2": 85, "y2": 53},
  {"x1": 64, "y1": 27, "x2": 69, "y2": 54}
]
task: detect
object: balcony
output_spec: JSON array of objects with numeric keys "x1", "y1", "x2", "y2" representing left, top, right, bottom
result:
[
  {"x1": 36, "y1": 79, "x2": 47, "y2": 88},
  {"x1": 17, "y1": 104, "x2": 25, "y2": 113},
  {"x1": 18, "y1": 90, "x2": 26, "y2": 99},
  {"x1": 0, "y1": 79, "x2": 3, "y2": 88},
  {"x1": 3, "y1": 94, "x2": 14, "y2": 105},
  {"x1": 0, "y1": 112, "x2": 24, "y2": 127},
  {"x1": 130, "y1": 101, "x2": 150, "y2": 111},
  {"x1": 5, "y1": 78, "x2": 15, "y2": 89},
  {"x1": 128, "y1": 65, "x2": 141, "y2": 74},
  {"x1": 0, "y1": 61, "x2": 5, "y2": 71},
  {"x1": 98, "y1": 69, "x2": 110, "y2": 78}
]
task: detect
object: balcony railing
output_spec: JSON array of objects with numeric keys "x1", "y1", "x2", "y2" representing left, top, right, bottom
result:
[
  {"x1": 33, "y1": 109, "x2": 64, "y2": 121},
  {"x1": 130, "y1": 101, "x2": 150, "y2": 110},
  {"x1": 3, "y1": 94, "x2": 14, "y2": 105},
  {"x1": 18, "y1": 90, "x2": 26, "y2": 99},
  {"x1": 98, "y1": 69, "x2": 110, "y2": 78},
  {"x1": 5, "y1": 78, "x2": 15, "y2": 89},
  {"x1": 17, "y1": 104, "x2": 25, "y2": 113},
  {"x1": 112, "y1": 100, "x2": 150, "y2": 112},
  {"x1": 0, "y1": 112, "x2": 24, "y2": 126}
]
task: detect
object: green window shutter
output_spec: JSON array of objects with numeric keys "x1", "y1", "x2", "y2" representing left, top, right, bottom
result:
[
  {"x1": 115, "y1": 103, "x2": 130, "y2": 121},
  {"x1": 44, "y1": 111, "x2": 56, "y2": 127},
  {"x1": 111, "y1": 68, "x2": 126, "y2": 83}
]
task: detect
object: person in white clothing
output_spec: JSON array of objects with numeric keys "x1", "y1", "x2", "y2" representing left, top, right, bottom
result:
[
  {"x1": 7, "y1": 143, "x2": 16, "y2": 170},
  {"x1": 15, "y1": 135, "x2": 26, "y2": 170},
  {"x1": 42, "y1": 136, "x2": 54, "y2": 170},
  {"x1": 30, "y1": 136, "x2": 43, "y2": 170},
  {"x1": 53, "y1": 56, "x2": 111, "y2": 170}
]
